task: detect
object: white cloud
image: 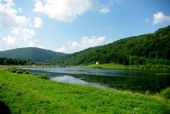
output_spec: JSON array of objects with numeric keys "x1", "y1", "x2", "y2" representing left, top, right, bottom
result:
[
  {"x1": 0, "y1": 0, "x2": 39, "y2": 50},
  {"x1": 12, "y1": 27, "x2": 36, "y2": 41},
  {"x1": 0, "y1": 0, "x2": 30, "y2": 28},
  {"x1": 34, "y1": 17, "x2": 42, "y2": 28},
  {"x1": 33, "y1": 0, "x2": 43, "y2": 12},
  {"x1": 153, "y1": 12, "x2": 170, "y2": 25},
  {"x1": 33, "y1": 0, "x2": 94, "y2": 22},
  {"x1": 80, "y1": 36, "x2": 106, "y2": 48},
  {"x1": 18, "y1": 8, "x2": 22, "y2": 13},
  {"x1": 56, "y1": 46, "x2": 66, "y2": 52},
  {"x1": 99, "y1": 6, "x2": 110, "y2": 14},
  {"x1": 2, "y1": 36, "x2": 16, "y2": 46},
  {"x1": 0, "y1": 27, "x2": 36, "y2": 49},
  {"x1": 56, "y1": 36, "x2": 108, "y2": 53}
]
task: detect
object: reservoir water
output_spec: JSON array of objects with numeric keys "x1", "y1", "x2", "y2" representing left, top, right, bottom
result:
[{"x1": 22, "y1": 67, "x2": 170, "y2": 93}]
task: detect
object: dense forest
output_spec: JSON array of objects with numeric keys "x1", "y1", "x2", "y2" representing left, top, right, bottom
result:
[
  {"x1": 49, "y1": 26, "x2": 170, "y2": 65},
  {"x1": 0, "y1": 47, "x2": 65, "y2": 63},
  {"x1": 0, "y1": 57, "x2": 32, "y2": 65}
]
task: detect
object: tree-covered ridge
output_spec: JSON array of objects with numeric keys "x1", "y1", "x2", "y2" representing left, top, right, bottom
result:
[
  {"x1": 0, "y1": 47, "x2": 65, "y2": 63},
  {"x1": 50, "y1": 25, "x2": 170, "y2": 65}
]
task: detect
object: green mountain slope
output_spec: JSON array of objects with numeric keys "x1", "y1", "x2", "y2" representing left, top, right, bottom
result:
[
  {"x1": 50, "y1": 25, "x2": 170, "y2": 65},
  {"x1": 0, "y1": 47, "x2": 65, "y2": 63}
]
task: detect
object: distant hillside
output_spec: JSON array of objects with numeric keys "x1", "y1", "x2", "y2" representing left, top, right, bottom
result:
[
  {"x1": 0, "y1": 47, "x2": 65, "y2": 63},
  {"x1": 50, "y1": 25, "x2": 170, "y2": 65}
]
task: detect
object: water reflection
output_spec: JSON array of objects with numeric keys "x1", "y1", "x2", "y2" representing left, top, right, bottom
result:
[
  {"x1": 22, "y1": 67, "x2": 170, "y2": 93},
  {"x1": 50, "y1": 75, "x2": 87, "y2": 85}
]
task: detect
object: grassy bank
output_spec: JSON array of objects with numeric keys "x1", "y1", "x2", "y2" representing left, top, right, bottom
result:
[
  {"x1": 0, "y1": 66, "x2": 170, "y2": 114},
  {"x1": 88, "y1": 64, "x2": 126, "y2": 70},
  {"x1": 88, "y1": 63, "x2": 170, "y2": 72}
]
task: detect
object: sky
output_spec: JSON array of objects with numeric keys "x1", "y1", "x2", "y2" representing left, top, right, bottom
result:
[{"x1": 0, "y1": 0, "x2": 170, "y2": 53}]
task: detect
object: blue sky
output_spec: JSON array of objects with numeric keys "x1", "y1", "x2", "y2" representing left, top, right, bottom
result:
[{"x1": 0, "y1": 0, "x2": 170, "y2": 53}]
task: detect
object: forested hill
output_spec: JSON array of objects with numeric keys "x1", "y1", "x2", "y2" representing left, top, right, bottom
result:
[
  {"x1": 50, "y1": 25, "x2": 170, "y2": 65},
  {"x1": 0, "y1": 47, "x2": 65, "y2": 63}
]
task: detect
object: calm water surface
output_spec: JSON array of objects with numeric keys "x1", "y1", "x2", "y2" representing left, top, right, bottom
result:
[{"x1": 22, "y1": 67, "x2": 170, "y2": 93}]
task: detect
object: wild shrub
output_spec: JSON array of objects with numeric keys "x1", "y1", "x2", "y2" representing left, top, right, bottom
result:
[
  {"x1": 160, "y1": 87, "x2": 170, "y2": 99},
  {"x1": 36, "y1": 74, "x2": 49, "y2": 80}
]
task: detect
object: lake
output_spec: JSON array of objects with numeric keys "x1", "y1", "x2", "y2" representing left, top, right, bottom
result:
[{"x1": 22, "y1": 67, "x2": 170, "y2": 93}]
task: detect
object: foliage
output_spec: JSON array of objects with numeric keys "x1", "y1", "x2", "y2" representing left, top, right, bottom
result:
[
  {"x1": 0, "y1": 57, "x2": 31, "y2": 65},
  {"x1": 7, "y1": 67, "x2": 31, "y2": 74},
  {"x1": 50, "y1": 26, "x2": 170, "y2": 66},
  {"x1": 36, "y1": 74, "x2": 49, "y2": 80},
  {"x1": 0, "y1": 47, "x2": 65, "y2": 63},
  {"x1": 160, "y1": 87, "x2": 170, "y2": 99},
  {"x1": 0, "y1": 67, "x2": 170, "y2": 113}
]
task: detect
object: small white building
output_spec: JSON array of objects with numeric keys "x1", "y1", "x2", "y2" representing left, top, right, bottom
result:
[{"x1": 96, "y1": 62, "x2": 99, "y2": 65}]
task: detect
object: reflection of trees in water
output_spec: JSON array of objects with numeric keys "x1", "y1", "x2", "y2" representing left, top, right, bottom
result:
[
  {"x1": 31, "y1": 69, "x2": 170, "y2": 93},
  {"x1": 72, "y1": 73, "x2": 170, "y2": 93},
  {"x1": 128, "y1": 74, "x2": 170, "y2": 92}
]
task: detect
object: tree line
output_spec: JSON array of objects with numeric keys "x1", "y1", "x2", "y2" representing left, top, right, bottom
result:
[{"x1": 0, "y1": 57, "x2": 32, "y2": 65}]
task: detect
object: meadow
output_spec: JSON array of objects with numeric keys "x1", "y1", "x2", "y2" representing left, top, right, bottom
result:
[
  {"x1": 88, "y1": 63, "x2": 170, "y2": 72},
  {"x1": 0, "y1": 66, "x2": 170, "y2": 114}
]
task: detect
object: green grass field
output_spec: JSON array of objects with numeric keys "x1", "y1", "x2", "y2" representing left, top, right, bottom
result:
[
  {"x1": 0, "y1": 66, "x2": 170, "y2": 114},
  {"x1": 88, "y1": 63, "x2": 126, "y2": 70},
  {"x1": 88, "y1": 63, "x2": 170, "y2": 72}
]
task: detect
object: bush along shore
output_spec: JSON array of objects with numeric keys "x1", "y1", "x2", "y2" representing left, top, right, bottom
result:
[{"x1": 0, "y1": 66, "x2": 170, "y2": 114}]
